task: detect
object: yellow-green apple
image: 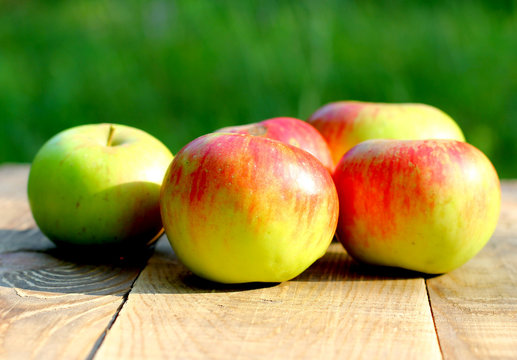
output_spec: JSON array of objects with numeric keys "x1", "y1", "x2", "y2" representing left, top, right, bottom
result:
[
  {"x1": 333, "y1": 139, "x2": 500, "y2": 274},
  {"x1": 307, "y1": 101, "x2": 466, "y2": 167},
  {"x1": 217, "y1": 117, "x2": 334, "y2": 172},
  {"x1": 27, "y1": 123, "x2": 174, "y2": 252},
  {"x1": 160, "y1": 132, "x2": 339, "y2": 283}
]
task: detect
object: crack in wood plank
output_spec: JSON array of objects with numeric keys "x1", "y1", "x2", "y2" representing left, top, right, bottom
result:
[
  {"x1": 86, "y1": 258, "x2": 150, "y2": 360},
  {"x1": 425, "y1": 279, "x2": 445, "y2": 360}
]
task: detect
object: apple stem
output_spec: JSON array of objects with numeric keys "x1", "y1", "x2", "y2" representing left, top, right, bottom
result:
[{"x1": 107, "y1": 125, "x2": 115, "y2": 147}]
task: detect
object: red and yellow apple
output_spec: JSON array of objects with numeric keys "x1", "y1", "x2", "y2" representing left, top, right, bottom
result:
[
  {"x1": 333, "y1": 139, "x2": 500, "y2": 274},
  {"x1": 308, "y1": 101, "x2": 466, "y2": 167},
  {"x1": 27, "y1": 123, "x2": 174, "y2": 251},
  {"x1": 217, "y1": 117, "x2": 334, "y2": 172},
  {"x1": 160, "y1": 132, "x2": 339, "y2": 283}
]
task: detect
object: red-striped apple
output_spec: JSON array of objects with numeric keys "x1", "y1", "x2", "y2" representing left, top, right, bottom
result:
[
  {"x1": 217, "y1": 117, "x2": 334, "y2": 172},
  {"x1": 333, "y1": 139, "x2": 500, "y2": 274},
  {"x1": 160, "y1": 132, "x2": 339, "y2": 283},
  {"x1": 308, "y1": 101, "x2": 465, "y2": 167},
  {"x1": 28, "y1": 124, "x2": 174, "y2": 252}
]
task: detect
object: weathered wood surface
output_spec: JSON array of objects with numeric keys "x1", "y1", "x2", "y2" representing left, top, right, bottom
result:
[
  {"x1": 0, "y1": 164, "x2": 149, "y2": 360},
  {"x1": 1, "y1": 164, "x2": 516, "y2": 359},
  {"x1": 95, "y1": 240, "x2": 440, "y2": 360}
]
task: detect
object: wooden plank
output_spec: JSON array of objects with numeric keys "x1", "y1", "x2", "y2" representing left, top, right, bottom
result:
[
  {"x1": 0, "y1": 164, "x2": 31, "y2": 198},
  {"x1": 0, "y1": 164, "x2": 37, "y2": 235},
  {"x1": 0, "y1": 164, "x2": 149, "y2": 360},
  {"x1": 427, "y1": 182, "x2": 517, "y2": 359},
  {"x1": 96, "y1": 238, "x2": 441, "y2": 359},
  {"x1": 4, "y1": 162, "x2": 516, "y2": 359},
  {"x1": 495, "y1": 181, "x2": 517, "y2": 237}
]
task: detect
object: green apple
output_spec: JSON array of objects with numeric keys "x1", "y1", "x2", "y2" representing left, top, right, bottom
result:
[
  {"x1": 28, "y1": 123, "x2": 173, "y2": 252},
  {"x1": 307, "y1": 101, "x2": 466, "y2": 167},
  {"x1": 160, "y1": 133, "x2": 339, "y2": 283},
  {"x1": 333, "y1": 139, "x2": 500, "y2": 274}
]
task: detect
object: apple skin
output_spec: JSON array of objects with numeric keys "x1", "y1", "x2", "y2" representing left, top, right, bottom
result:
[
  {"x1": 160, "y1": 132, "x2": 339, "y2": 283},
  {"x1": 27, "y1": 123, "x2": 174, "y2": 251},
  {"x1": 217, "y1": 117, "x2": 334, "y2": 172},
  {"x1": 307, "y1": 101, "x2": 466, "y2": 167},
  {"x1": 333, "y1": 139, "x2": 500, "y2": 274}
]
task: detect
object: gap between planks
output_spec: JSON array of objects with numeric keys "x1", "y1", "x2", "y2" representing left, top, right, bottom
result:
[
  {"x1": 425, "y1": 280, "x2": 445, "y2": 359},
  {"x1": 86, "y1": 254, "x2": 151, "y2": 360}
]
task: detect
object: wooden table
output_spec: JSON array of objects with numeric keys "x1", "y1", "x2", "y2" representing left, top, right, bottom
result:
[{"x1": 1, "y1": 164, "x2": 516, "y2": 359}]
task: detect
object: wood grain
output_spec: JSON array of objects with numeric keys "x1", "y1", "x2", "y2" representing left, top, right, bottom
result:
[
  {"x1": 0, "y1": 164, "x2": 149, "y2": 360},
  {"x1": 96, "y1": 239, "x2": 441, "y2": 360},
  {"x1": 426, "y1": 182, "x2": 517, "y2": 359},
  {"x1": 3, "y1": 163, "x2": 517, "y2": 360}
]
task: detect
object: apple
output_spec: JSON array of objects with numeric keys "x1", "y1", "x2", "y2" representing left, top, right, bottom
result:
[
  {"x1": 333, "y1": 139, "x2": 500, "y2": 274},
  {"x1": 307, "y1": 101, "x2": 466, "y2": 167},
  {"x1": 160, "y1": 132, "x2": 339, "y2": 283},
  {"x1": 27, "y1": 123, "x2": 174, "y2": 252},
  {"x1": 217, "y1": 117, "x2": 334, "y2": 172}
]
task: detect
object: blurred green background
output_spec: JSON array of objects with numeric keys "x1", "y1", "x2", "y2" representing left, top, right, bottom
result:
[{"x1": 1, "y1": 0, "x2": 516, "y2": 177}]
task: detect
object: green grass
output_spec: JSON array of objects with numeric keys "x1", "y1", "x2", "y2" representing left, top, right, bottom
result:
[{"x1": 1, "y1": 0, "x2": 516, "y2": 177}]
